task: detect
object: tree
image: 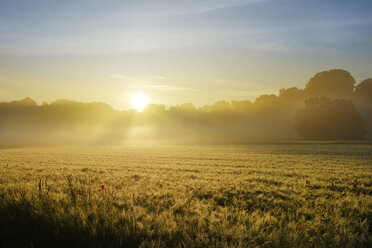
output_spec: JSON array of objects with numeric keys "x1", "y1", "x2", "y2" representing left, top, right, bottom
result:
[
  {"x1": 210, "y1": 101, "x2": 231, "y2": 113},
  {"x1": 355, "y1": 78, "x2": 372, "y2": 100},
  {"x1": 354, "y1": 79, "x2": 372, "y2": 139},
  {"x1": 231, "y1": 100, "x2": 252, "y2": 113},
  {"x1": 295, "y1": 97, "x2": 366, "y2": 140},
  {"x1": 304, "y1": 69, "x2": 355, "y2": 99}
]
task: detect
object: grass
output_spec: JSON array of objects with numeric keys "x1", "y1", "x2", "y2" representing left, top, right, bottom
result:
[{"x1": 0, "y1": 144, "x2": 371, "y2": 247}]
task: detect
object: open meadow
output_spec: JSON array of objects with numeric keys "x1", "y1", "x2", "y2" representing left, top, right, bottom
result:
[{"x1": 0, "y1": 144, "x2": 371, "y2": 247}]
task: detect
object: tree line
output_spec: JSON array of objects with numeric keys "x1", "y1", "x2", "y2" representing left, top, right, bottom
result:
[{"x1": 0, "y1": 69, "x2": 371, "y2": 145}]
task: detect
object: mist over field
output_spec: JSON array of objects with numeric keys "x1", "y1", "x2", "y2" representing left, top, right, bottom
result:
[
  {"x1": 2, "y1": 70, "x2": 371, "y2": 248},
  {"x1": 1, "y1": 69, "x2": 371, "y2": 146}
]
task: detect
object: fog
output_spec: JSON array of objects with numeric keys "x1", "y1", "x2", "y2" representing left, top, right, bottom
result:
[{"x1": 0, "y1": 69, "x2": 371, "y2": 146}]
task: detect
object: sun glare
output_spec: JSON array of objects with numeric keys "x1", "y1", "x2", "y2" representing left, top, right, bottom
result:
[{"x1": 131, "y1": 94, "x2": 149, "y2": 112}]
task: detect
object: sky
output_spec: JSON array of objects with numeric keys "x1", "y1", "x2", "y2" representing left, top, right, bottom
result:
[{"x1": 0, "y1": 0, "x2": 371, "y2": 109}]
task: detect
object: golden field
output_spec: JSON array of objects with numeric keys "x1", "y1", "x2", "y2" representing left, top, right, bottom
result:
[{"x1": 0, "y1": 144, "x2": 371, "y2": 247}]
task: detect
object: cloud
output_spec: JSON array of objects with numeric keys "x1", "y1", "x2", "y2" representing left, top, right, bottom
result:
[
  {"x1": 190, "y1": 0, "x2": 267, "y2": 14},
  {"x1": 108, "y1": 74, "x2": 134, "y2": 81},
  {"x1": 147, "y1": 76, "x2": 168, "y2": 80},
  {"x1": 136, "y1": 84, "x2": 196, "y2": 91},
  {"x1": 135, "y1": 0, "x2": 268, "y2": 16},
  {"x1": 147, "y1": 75, "x2": 184, "y2": 80}
]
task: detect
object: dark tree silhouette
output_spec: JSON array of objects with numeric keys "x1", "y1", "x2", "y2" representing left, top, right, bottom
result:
[
  {"x1": 304, "y1": 69, "x2": 355, "y2": 99},
  {"x1": 295, "y1": 97, "x2": 366, "y2": 140},
  {"x1": 354, "y1": 78, "x2": 372, "y2": 139},
  {"x1": 355, "y1": 78, "x2": 372, "y2": 100}
]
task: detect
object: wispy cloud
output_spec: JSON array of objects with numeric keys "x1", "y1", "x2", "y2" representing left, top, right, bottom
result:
[
  {"x1": 133, "y1": 0, "x2": 268, "y2": 16},
  {"x1": 136, "y1": 84, "x2": 195, "y2": 91},
  {"x1": 147, "y1": 75, "x2": 183, "y2": 80},
  {"x1": 182, "y1": 0, "x2": 268, "y2": 14},
  {"x1": 108, "y1": 74, "x2": 134, "y2": 81},
  {"x1": 147, "y1": 76, "x2": 168, "y2": 80}
]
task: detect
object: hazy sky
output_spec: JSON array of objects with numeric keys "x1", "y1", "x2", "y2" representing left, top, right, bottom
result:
[{"x1": 0, "y1": 0, "x2": 371, "y2": 109}]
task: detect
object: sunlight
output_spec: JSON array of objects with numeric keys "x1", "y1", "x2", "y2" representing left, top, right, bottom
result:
[{"x1": 131, "y1": 93, "x2": 149, "y2": 112}]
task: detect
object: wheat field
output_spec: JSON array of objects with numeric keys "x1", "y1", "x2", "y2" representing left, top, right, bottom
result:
[{"x1": 0, "y1": 144, "x2": 371, "y2": 247}]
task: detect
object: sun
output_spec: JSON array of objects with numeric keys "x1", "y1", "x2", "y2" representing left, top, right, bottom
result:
[{"x1": 131, "y1": 94, "x2": 149, "y2": 112}]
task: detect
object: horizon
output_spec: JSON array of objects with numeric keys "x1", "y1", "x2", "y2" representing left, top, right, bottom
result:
[
  {"x1": 1, "y1": 68, "x2": 371, "y2": 145},
  {"x1": 1, "y1": 68, "x2": 370, "y2": 111}
]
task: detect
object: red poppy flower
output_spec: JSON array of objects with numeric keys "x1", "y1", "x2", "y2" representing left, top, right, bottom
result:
[{"x1": 100, "y1": 185, "x2": 105, "y2": 189}]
